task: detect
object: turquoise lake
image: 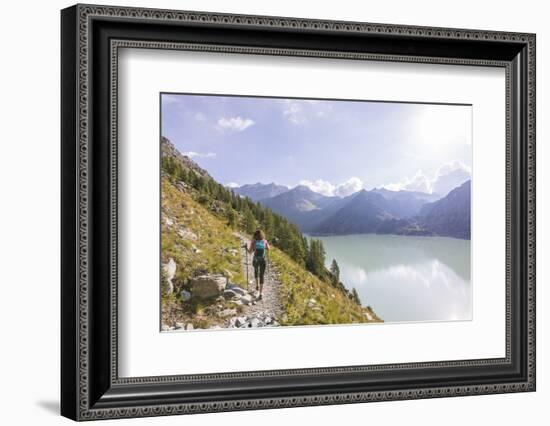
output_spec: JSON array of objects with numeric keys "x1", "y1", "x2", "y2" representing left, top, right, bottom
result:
[{"x1": 315, "y1": 234, "x2": 472, "y2": 323}]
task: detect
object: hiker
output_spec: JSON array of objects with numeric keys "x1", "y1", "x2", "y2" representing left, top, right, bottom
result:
[{"x1": 247, "y1": 229, "x2": 270, "y2": 300}]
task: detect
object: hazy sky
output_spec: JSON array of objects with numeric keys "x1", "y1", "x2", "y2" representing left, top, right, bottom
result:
[{"x1": 161, "y1": 93, "x2": 472, "y2": 197}]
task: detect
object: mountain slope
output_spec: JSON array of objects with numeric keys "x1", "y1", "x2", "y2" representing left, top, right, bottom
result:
[
  {"x1": 260, "y1": 185, "x2": 339, "y2": 229},
  {"x1": 313, "y1": 190, "x2": 395, "y2": 235},
  {"x1": 233, "y1": 182, "x2": 288, "y2": 201},
  {"x1": 371, "y1": 187, "x2": 440, "y2": 217},
  {"x1": 419, "y1": 180, "x2": 471, "y2": 239}
]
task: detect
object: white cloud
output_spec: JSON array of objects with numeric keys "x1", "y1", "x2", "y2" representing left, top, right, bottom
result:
[
  {"x1": 299, "y1": 177, "x2": 364, "y2": 197},
  {"x1": 217, "y1": 116, "x2": 255, "y2": 132},
  {"x1": 383, "y1": 160, "x2": 471, "y2": 196},
  {"x1": 183, "y1": 151, "x2": 216, "y2": 159},
  {"x1": 281, "y1": 99, "x2": 333, "y2": 125},
  {"x1": 431, "y1": 160, "x2": 471, "y2": 196},
  {"x1": 225, "y1": 182, "x2": 239, "y2": 188},
  {"x1": 283, "y1": 103, "x2": 307, "y2": 125},
  {"x1": 299, "y1": 179, "x2": 335, "y2": 196},
  {"x1": 334, "y1": 177, "x2": 364, "y2": 197}
]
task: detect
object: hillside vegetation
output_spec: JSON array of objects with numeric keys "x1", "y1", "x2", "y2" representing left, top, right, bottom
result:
[{"x1": 160, "y1": 137, "x2": 381, "y2": 328}]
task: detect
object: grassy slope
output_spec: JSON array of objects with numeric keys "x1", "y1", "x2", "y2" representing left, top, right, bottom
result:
[
  {"x1": 161, "y1": 176, "x2": 381, "y2": 328},
  {"x1": 271, "y1": 249, "x2": 381, "y2": 325},
  {"x1": 161, "y1": 177, "x2": 245, "y2": 327}
]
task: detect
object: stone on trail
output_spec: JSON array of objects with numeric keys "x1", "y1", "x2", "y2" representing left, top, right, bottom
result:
[
  {"x1": 240, "y1": 294, "x2": 254, "y2": 305},
  {"x1": 249, "y1": 317, "x2": 262, "y2": 328},
  {"x1": 226, "y1": 284, "x2": 247, "y2": 296},
  {"x1": 223, "y1": 289, "x2": 238, "y2": 299},
  {"x1": 189, "y1": 274, "x2": 227, "y2": 299}
]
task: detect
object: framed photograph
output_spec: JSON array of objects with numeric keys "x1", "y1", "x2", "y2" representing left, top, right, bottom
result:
[{"x1": 61, "y1": 4, "x2": 536, "y2": 421}]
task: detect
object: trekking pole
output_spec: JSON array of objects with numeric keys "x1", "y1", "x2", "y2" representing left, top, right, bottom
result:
[{"x1": 244, "y1": 242, "x2": 249, "y2": 291}]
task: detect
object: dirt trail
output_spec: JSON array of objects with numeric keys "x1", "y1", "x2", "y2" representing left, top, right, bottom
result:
[{"x1": 225, "y1": 234, "x2": 283, "y2": 328}]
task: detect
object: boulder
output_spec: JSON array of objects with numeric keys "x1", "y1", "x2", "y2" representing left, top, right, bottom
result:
[
  {"x1": 189, "y1": 274, "x2": 227, "y2": 300},
  {"x1": 175, "y1": 322, "x2": 185, "y2": 329},
  {"x1": 185, "y1": 323, "x2": 194, "y2": 331}
]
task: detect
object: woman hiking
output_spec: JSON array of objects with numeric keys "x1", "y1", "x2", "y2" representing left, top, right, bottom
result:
[{"x1": 247, "y1": 229, "x2": 270, "y2": 300}]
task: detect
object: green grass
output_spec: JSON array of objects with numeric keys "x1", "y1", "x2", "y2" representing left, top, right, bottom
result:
[
  {"x1": 161, "y1": 178, "x2": 245, "y2": 327},
  {"x1": 270, "y1": 248, "x2": 382, "y2": 326}
]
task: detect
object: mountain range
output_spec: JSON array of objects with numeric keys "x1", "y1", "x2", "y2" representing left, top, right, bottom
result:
[
  {"x1": 232, "y1": 182, "x2": 289, "y2": 201},
  {"x1": 232, "y1": 180, "x2": 471, "y2": 239}
]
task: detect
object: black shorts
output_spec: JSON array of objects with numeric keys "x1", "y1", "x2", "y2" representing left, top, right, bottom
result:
[{"x1": 252, "y1": 257, "x2": 267, "y2": 283}]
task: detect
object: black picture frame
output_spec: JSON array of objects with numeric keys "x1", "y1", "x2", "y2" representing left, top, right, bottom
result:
[{"x1": 61, "y1": 4, "x2": 536, "y2": 421}]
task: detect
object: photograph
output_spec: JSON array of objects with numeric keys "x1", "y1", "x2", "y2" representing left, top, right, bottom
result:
[{"x1": 160, "y1": 93, "x2": 472, "y2": 331}]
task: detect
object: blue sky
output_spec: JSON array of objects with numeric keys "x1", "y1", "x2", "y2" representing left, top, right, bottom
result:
[{"x1": 161, "y1": 93, "x2": 472, "y2": 197}]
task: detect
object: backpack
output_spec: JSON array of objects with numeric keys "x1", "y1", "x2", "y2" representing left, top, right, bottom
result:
[{"x1": 253, "y1": 239, "x2": 267, "y2": 259}]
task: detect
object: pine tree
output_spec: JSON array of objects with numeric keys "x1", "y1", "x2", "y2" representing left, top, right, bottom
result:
[
  {"x1": 226, "y1": 209, "x2": 237, "y2": 228},
  {"x1": 351, "y1": 288, "x2": 361, "y2": 305},
  {"x1": 243, "y1": 208, "x2": 256, "y2": 234},
  {"x1": 330, "y1": 259, "x2": 340, "y2": 286}
]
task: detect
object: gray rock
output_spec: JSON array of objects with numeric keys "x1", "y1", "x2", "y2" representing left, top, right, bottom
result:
[
  {"x1": 235, "y1": 316, "x2": 248, "y2": 327},
  {"x1": 226, "y1": 285, "x2": 247, "y2": 296},
  {"x1": 264, "y1": 316, "x2": 272, "y2": 324},
  {"x1": 175, "y1": 322, "x2": 185, "y2": 329},
  {"x1": 180, "y1": 290, "x2": 191, "y2": 302},
  {"x1": 185, "y1": 323, "x2": 194, "y2": 331},
  {"x1": 161, "y1": 324, "x2": 170, "y2": 332},
  {"x1": 250, "y1": 317, "x2": 262, "y2": 328},
  {"x1": 189, "y1": 274, "x2": 227, "y2": 299},
  {"x1": 223, "y1": 289, "x2": 238, "y2": 299},
  {"x1": 240, "y1": 294, "x2": 254, "y2": 305},
  {"x1": 162, "y1": 258, "x2": 177, "y2": 294},
  {"x1": 177, "y1": 227, "x2": 197, "y2": 241}
]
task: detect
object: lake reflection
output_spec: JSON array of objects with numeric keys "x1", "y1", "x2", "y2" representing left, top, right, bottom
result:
[{"x1": 316, "y1": 234, "x2": 472, "y2": 323}]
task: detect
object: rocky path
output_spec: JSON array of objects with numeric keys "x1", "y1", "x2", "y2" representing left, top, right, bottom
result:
[{"x1": 225, "y1": 234, "x2": 284, "y2": 329}]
